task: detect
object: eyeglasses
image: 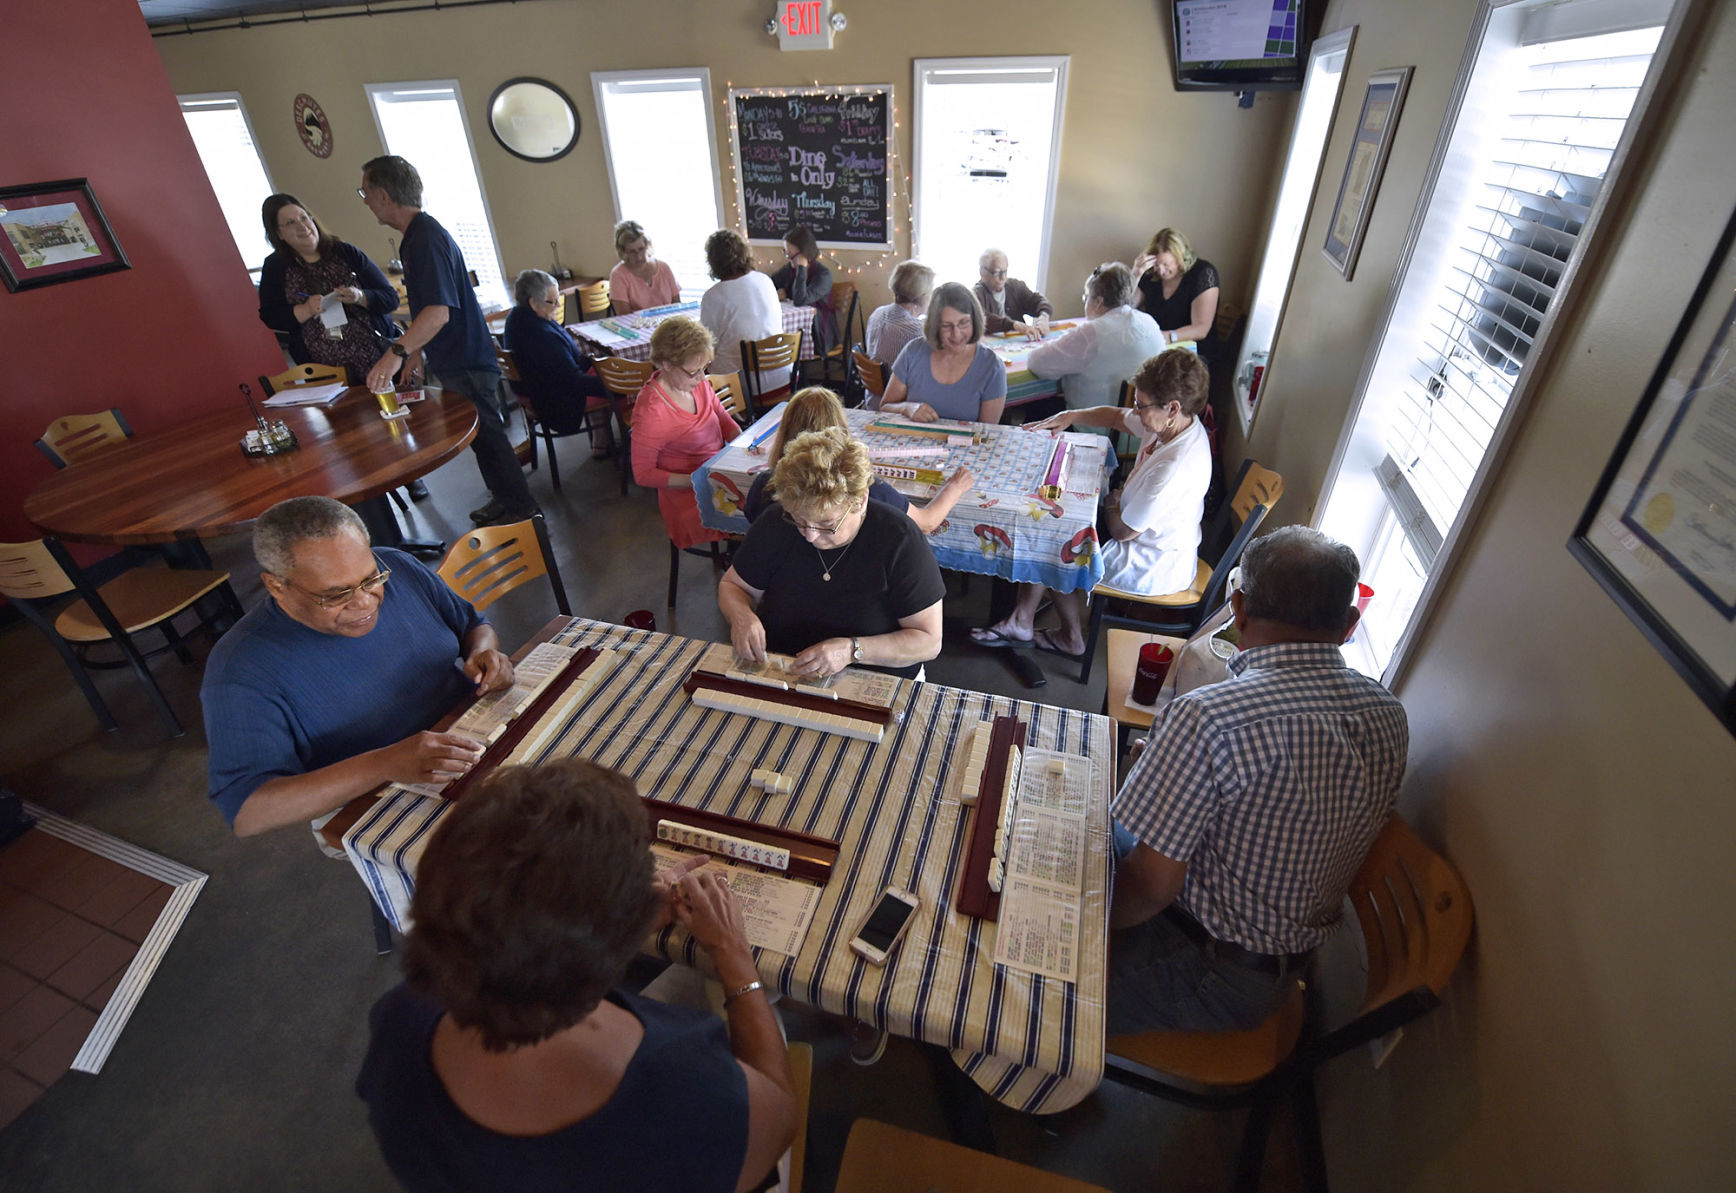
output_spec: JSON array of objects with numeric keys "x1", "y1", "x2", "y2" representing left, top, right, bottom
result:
[
  {"x1": 1131, "y1": 396, "x2": 1165, "y2": 412},
  {"x1": 355, "y1": 187, "x2": 368, "y2": 199},
  {"x1": 939, "y1": 319, "x2": 974, "y2": 335},
  {"x1": 783, "y1": 507, "x2": 854, "y2": 535},
  {"x1": 667, "y1": 360, "x2": 712, "y2": 381},
  {"x1": 981, "y1": 268, "x2": 1009, "y2": 279},
  {"x1": 281, "y1": 559, "x2": 391, "y2": 610}
]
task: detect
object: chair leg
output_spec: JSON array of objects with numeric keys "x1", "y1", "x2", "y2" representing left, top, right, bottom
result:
[
  {"x1": 17, "y1": 602, "x2": 119, "y2": 732},
  {"x1": 1233, "y1": 1084, "x2": 1287, "y2": 1193},
  {"x1": 1080, "y1": 594, "x2": 1108, "y2": 684},
  {"x1": 668, "y1": 541, "x2": 680, "y2": 608},
  {"x1": 1292, "y1": 1076, "x2": 1330, "y2": 1193},
  {"x1": 160, "y1": 615, "x2": 195, "y2": 666},
  {"x1": 388, "y1": 488, "x2": 410, "y2": 513},
  {"x1": 114, "y1": 629, "x2": 184, "y2": 737},
  {"x1": 369, "y1": 894, "x2": 394, "y2": 955}
]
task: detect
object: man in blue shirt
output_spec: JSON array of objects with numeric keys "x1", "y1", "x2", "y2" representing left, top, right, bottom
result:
[
  {"x1": 360, "y1": 155, "x2": 537, "y2": 526},
  {"x1": 201, "y1": 497, "x2": 515, "y2": 838}
]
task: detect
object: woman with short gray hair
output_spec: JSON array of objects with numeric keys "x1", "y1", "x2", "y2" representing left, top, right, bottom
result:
[
  {"x1": 503, "y1": 268, "x2": 614, "y2": 457},
  {"x1": 865, "y1": 260, "x2": 934, "y2": 366},
  {"x1": 1026, "y1": 262, "x2": 1168, "y2": 414}
]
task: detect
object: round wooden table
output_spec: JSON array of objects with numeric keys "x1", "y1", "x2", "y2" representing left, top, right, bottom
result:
[{"x1": 24, "y1": 388, "x2": 478, "y2": 546}]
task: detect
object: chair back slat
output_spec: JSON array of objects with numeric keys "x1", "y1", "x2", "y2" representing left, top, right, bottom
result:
[
  {"x1": 707, "y1": 373, "x2": 747, "y2": 422},
  {"x1": 495, "y1": 345, "x2": 522, "y2": 383},
  {"x1": 1232, "y1": 461, "x2": 1284, "y2": 523},
  {"x1": 260, "y1": 362, "x2": 347, "y2": 396},
  {"x1": 436, "y1": 515, "x2": 569, "y2": 616},
  {"x1": 577, "y1": 280, "x2": 611, "y2": 318},
  {"x1": 1348, "y1": 817, "x2": 1474, "y2": 1014},
  {"x1": 0, "y1": 539, "x2": 76, "y2": 600},
  {"x1": 37, "y1": 410, "x2": 132, "y2": 468},
  {"x1": 744, "y1": 331, "x2": 801, "y2": 372},
  {"x1": 851, "y1": 352, "x2": 887, "y2": 399}
]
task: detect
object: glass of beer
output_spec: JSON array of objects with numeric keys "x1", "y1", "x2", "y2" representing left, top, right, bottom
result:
[{"x1": 372, "y1": 381, "x2": 406, "y2": 419}]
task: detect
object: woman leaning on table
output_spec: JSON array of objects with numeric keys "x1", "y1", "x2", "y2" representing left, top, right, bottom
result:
[
  {"x1": 1133, "y1": 226, "x2": 1220, "y2": 350},
  {"x1": 632, "y1": 316, "x2": 741, "y2": 551},
  {"x1": 607, "y1": 219, "x2": 682, "y2": 314},
  {"x1": 874, "y1": 282, "x2": 1007, "y2": 425},
  {"x1": 719, "y1": 427, "x2": 945, "y2": 681},
  {"x1": 972, "y1": 349, "x2": 1212, "y2": 659},
  {"x1": 768, "y1": 224, "x2": 836, "y2": 355},
  {"x1": 357, "y1": 757, "x2": 797, "y2": 1193},
  {"x1": 257, "y1": 193, "x2": 400, "y2": 374}
]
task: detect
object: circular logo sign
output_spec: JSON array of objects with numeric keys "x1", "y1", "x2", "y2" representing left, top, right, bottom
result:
[{"x1": 294, "y1": 93, "x2": 333, "y2": 159}]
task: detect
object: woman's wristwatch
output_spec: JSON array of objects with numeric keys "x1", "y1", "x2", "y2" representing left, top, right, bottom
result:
[{"x1": 850, "y1": 637, "x2": 863, "y2": 664}]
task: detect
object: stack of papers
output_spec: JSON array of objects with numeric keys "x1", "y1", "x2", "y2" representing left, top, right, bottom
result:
[{"x1": 262, "y1": 382, "x2": 348, "y2": 408}]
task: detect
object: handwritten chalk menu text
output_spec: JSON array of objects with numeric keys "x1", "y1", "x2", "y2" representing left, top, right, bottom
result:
[{"x1": 730, "y1": 86, "x2": 892, "y2": 250}]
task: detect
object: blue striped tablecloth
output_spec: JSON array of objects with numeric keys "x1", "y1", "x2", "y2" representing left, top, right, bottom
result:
[
  {"x1": 344, "y1": 618, "x2": 1113, "y2": 1113},
  {"x1": 694, "y1": 405, "x2": 1109, "y2": 594}
]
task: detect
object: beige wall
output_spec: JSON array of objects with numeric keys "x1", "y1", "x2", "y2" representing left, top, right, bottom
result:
[{"x1": 154, "y1": 0, "x2": 1292, "y2": 315}]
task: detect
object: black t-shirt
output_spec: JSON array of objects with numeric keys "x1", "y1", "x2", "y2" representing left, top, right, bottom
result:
[
  {"x1": 732, "y1": 500, "x2": 944, "y2": 677},
  {"x1": 1139, "y1": 258, "x2": 1220, "y2": 332}
]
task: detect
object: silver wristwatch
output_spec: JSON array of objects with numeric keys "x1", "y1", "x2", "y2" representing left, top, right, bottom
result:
[{"x1": 850, "y1": 637, "x2": 863, "y2": 663}]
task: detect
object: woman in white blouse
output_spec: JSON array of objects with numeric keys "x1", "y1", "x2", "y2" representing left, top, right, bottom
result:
[
  {"x1": 1026, "y1": 262, "x2": 1167, "y2": 414},
  {"x1": 970, "y1": 349, "x2": 1212, "y2": 659},
  {"x1": 698, "y1": 229, "x2": 786, "y2": 398}
]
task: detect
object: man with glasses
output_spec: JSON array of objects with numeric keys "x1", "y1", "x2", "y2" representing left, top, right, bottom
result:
[
  {"x1": 201, "y1": 497, "x2": 513, "y2": 838},
  {"x1": 972, "y1": 248, "x2": 1053, "y2": 338}
]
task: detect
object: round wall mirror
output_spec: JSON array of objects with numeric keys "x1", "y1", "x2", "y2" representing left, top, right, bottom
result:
[{"x1": 487, "y1": 77, "x2": 580, "y2": 162}]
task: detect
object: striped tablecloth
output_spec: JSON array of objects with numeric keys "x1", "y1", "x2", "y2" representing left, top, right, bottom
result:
[
  {"x1": 344, "y1": 618, "x2": 1113, "y2": 1113},
  {"x1": 694, "y1": 405, "x2": 1110, "y2": 594},
  {"x1": 570, "y1": 300, "x2": 816, "y2": 362}
]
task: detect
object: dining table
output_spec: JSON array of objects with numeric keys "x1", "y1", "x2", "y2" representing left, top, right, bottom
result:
[
  {"x1": 23, "y1": 386, "x2": 478, "y2": 549},
  {"x1": 984, "y1": 319, "x2": 1197, "y2": 408},
  {"x1": 568, "y1": 299, "x2": 819, "y2": 363}
]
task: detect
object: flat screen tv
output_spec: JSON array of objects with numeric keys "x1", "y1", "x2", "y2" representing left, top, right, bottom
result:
[{"x1": 1170, "y1": 0, "x2": 1311, "y2": 93}]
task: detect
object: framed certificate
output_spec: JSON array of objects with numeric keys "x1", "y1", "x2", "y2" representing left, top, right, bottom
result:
[{"x1": 1322, "y1": 68, "x2": 1412, "y2": 280}]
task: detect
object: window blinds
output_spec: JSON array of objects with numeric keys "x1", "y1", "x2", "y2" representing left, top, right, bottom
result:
[{"x1": 179, "y1": 94, "x2": 274, "y2": 271}]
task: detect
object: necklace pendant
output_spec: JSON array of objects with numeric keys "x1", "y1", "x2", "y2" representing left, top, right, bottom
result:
[{"x1": 822, "y1": 571, "x2": 831, "y2": 582}]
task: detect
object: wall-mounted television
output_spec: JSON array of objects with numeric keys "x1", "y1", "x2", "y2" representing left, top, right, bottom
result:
[{"x1": 1169, "y1": 0, "x2": 1312, "y2": 93}]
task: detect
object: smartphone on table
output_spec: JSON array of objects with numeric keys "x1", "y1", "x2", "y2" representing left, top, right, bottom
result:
[{"x1": 849, "y1": 886, "x2": 920, "y2": 966}]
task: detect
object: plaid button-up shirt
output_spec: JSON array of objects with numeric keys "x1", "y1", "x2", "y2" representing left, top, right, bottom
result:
[{"x1": 1115, "y1": 641, "x2": 1409, "y2": 954}]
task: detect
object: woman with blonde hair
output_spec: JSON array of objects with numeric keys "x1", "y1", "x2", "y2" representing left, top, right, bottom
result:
[
  {"x1": 632, "y1": 316, "x2": 740, "y2": 550},
  {"x1": 741, "y1": 386, "x2": 972, "y2": 533},
  {"x1": 608, "y1": 220, "x2": 682, "y2": 314},
  {"x1": 1132, "y1": 227, "x2": 1220, "y2": 348}
]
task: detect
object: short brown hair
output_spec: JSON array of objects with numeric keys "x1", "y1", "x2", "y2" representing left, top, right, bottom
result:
[
  {"x1": 649, "y1": 315, "x2": 715, "y2": 369},
  {"x1": 1132, "y1": 349, "x2": 1210, "y2": 417},
  {"x1": 783, "y1": 225, "x2": 819, "y2": 260},
  {"x1": 401, "y1": 760, "x2": 660, "y2": 1053},
  {"x1": 705, "y1": 229, "x2": 754, "y2": 280},
  {"x1": 1144, "y1": 227, "x2": 1196, "y2": 272},
  {"x1": 924, "y1": 282, "x2": 984, "y2": 349},
  {"x1": 261, "y1": 193, "x2": 340, "y2": 258},
  {"x1": 772, "y1": 426, "x2": 871, "y2": 517}
]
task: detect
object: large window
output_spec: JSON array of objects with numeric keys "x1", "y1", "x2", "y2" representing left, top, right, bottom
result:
[
  {"x1": 365, "y1": 80, "x2": 509, "y2": 312},
  {"x1": 913, "y1": 58, "x2": 1069, "y2": 293},
  {"x1": 178, "y1": 92, "x2": 274, "y2": 273},
  {"x1": 591, "y1": 69, "x2": 723, "y2": 301},
  {"x1": 1316, "y1": 0, "x2": 1681, "y2": 678},
  {"x1": 1230, "y1": 28, "x2": 1356, "y2": 431}
]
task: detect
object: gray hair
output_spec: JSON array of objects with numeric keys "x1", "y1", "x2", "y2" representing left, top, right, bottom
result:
[
  {"x1": 924, "y1": 282, "x2": 984, "y2": 349},
  {"x1": 978, "y1": 247, "x2": 1008, "y2": 271},
  {"x1": 253, "y1": 496, "x2": 369, "y2": 577},
  {"x1": 514, "y1": 268, "x2": 556, "y2": 307},
  {"x1": 1240, "y1": 526, "x2": 1361, "y2": 635},
  {"x1": 1086, "y1": 262, "x2": 1137, "y2": 309},
  {"x1": 361, "y1": 155, "x2": 423, "y2": 208},
  {"x1": 890, "y1": 260, "x2": 935, "y2": 306}
]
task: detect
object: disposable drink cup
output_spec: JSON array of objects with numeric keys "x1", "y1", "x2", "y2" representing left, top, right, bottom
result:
[
  {"x1": 373, "y1": 385, "x2": 405, "y2": 418},
  {"x1": 622, "y1": 609, "x2": 657, "y2": 632},
  {"x1": 1131, "y1": 642, "x2": 1174, "y2": 705}
]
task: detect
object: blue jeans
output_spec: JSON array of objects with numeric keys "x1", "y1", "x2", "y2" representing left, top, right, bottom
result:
[{"x1": 1106, "y1": 910, "x2": 1294, "y2": 1035}]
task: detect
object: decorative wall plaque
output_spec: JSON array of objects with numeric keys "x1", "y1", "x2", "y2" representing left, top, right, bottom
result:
[{"x1": 294, "y1": 93, "x2": 333, "y2": 159}]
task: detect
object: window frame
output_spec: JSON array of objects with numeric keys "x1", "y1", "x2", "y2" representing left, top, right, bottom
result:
[
  {"x1": 1313, "y1": 0, "x2": 1700, "y2": 686},
  {"x1": 177, "y1": 89, "x2": 275, "y2": 275}
]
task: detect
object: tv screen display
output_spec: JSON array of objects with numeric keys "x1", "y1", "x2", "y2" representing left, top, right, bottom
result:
[{"x1": 1171, "y1": 0, "x2": 1308, "y2": 92}]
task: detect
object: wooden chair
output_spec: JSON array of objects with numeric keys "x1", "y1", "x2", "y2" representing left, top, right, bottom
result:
[
  {"x1": 813, "y1": 280, "x2": 860, "y2": 388},
  {"x1": 593, "y1": 356, "x2": 656, "y2": 496},
  {"x1": 35, "y1": 410, "x2": 134, "y2": 468},
  {"x1": 707, "y1": 371, "x2": 748, "y2": 423},
  {"x1": 740, "y1": 330, "x2": 802, "y2": 418},
  {"x1": 832, "y1": 1118, "x2": 1113, "y2": 1193},
  {"x1": 0, "y1": 538, "x2": 240, "y2": 736},
  {"x1": 1078, "y1": 458, "x2": 1283, "y2": 683},
  {"x1": 497, "y1": 346, "x2": 611, "y2": 493},
  {"x1": 851, "y1": 351, "x2": 887, "y2": 403},
  {"x1": 1103, "y1": 816, "x2": 1474, "y2": 1193},
  {"x1": 577, "y1": 279, "x2": 612, "y2": 318},
  {"x1": 259, "y1": 362, "x2": 346, "y2": 395},
  {"x1": 436, "y1": 512, "x2": 571, "y2": 617}
]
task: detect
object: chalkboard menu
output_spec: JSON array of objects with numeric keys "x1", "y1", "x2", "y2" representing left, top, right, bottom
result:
[{"x1": 729, "y1": 86, "x2": 893, "y2": 250}]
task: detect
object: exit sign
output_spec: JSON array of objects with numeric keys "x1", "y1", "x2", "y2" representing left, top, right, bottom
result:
[{"x1": 775, "y1": 0, "x2": 835, "y2": 51}]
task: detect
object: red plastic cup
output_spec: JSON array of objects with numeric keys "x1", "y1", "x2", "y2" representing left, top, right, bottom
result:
[
  {"x1": 1131, "y1": 642, "x2": 1174, "y2": 705},
  {"x1": 622, "y1": 609, "x2": 656, "y2": 632},
  {"x1": 1355, "y1": 583, "x2": 1374, "y2": 614}
]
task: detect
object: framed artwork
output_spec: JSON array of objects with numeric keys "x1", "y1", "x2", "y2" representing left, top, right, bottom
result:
[
  {"x1": 1569, "y1": 201, "x2": 1736, "y2": 738},
  {"x1": 0, "y1": 179, "x2": 130, "y2": 292},
  {"x1": 1322, "y1": 67, "x2": 1412, "y2": 280}
]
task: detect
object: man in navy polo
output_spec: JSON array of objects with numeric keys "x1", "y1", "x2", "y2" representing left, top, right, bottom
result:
[{"x1": 360, "y1": 155, "x2": 537, "y2": 526}]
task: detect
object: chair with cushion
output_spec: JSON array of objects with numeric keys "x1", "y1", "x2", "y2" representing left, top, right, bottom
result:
[
  {"x1": 832, "y1": 1117, "x2": 1113, "y2": 1193},
  {"x1": 593, "y1": 356, "x2": 657, "y2": 496},
  {"x1": 259, "y1": 362, "x2": 347, "y2": 395},
  {"x1": 851, "y1": 351, "x2": 887, "y2": 404},
  {"x1": 576, "y1": 279, "x2": 612, "y2": 319},
  {"x1": 436, "y1": 513, "x2": 570, "y2": 618},
  {"x1": 0, "y1": 538, "x2": 240, "y2": 736},
  {"x1": 1077, "y1": 458, "x2": 1283, "y2": 684},
  {"x1": 740, "y1": 331, "x2": 802, "y2": 420},
  {"x1": 1103, "y1": 815, "x2": 1474, "y2": 1193},
  {"x1": 35, "y1": 410, "x2": 134, "y2": 468}
]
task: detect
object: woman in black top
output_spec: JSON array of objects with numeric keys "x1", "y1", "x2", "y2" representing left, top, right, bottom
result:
[
  {"x1": 1133, "y1": 226, "x2": 1220, "y2": 349},
  {"x1": 257, "y1": 193, "x2": 399, "y2": 372},
  {"x1": 769, "y1": 224, "x2": 836, "y2": 354}
]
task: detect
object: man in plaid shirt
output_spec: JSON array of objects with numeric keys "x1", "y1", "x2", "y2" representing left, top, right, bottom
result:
[{"x1": 1108, "y1": 526, "x2": 1408, "y2": 1034}]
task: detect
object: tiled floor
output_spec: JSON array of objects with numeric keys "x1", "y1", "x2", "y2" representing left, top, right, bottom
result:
[{"x1": 0, "y1": 828, "x2": 173, "y2": 1129}]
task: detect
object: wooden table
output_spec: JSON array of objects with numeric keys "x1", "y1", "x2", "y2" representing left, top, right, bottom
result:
[
  {"x1": 1104, "y1": 629, "x2": 1187, "y2": 759},
  {"x1": 342, "y1": 617, "x2": 1115, "y2": 1113},
  {"x1": 24, "y1": 387, "x2": 478, "y2": 546}
]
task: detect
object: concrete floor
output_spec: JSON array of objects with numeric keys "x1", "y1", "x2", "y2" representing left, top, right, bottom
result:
[{"x1": 0, "y1": 440, "x2": 1301, "y2": 1192}]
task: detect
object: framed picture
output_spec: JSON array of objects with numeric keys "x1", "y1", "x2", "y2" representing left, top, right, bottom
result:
[
  {"x1": 0, "y1": 179, "x2": 130, "y2": 292},
  {"x1": 1568, "y1": 201, "x2": 1736, "y2": 738},
  {"x1": 1322, "y1": 67, "x2": 1412, "y2": 280}
]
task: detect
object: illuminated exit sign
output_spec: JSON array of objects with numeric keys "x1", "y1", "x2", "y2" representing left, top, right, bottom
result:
[{"x1": 775, "y1": 0, "x2": 837, "y2": 51}]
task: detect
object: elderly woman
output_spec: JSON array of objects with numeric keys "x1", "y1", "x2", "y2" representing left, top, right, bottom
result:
[
  {"x1": 632, "y1": 317, "x2": 740, "y2": 550},
  {"x1": 875, "y1": 283, "x2": 1007, "y2": 425},
  {"x1": 864, "y1": 260, "x2": 934, "y2": 367},
  {"x1": 742, "y1": 386, "x2": 972, "y2": 534},
  {"x1": 503, "y1": 268, "x2": 614, "y2": 458},
  {"x1": 972, "y1": 350, "x2": 1212, "y2": 659},
  {"x1": 1133, "y1": 227, "x2": 1220, "y2": 349},
  {"x1": 769, "y1": 224, "x2": 835, "y2": 356},
  {"x1": 257, "y1": 193, "x2": 399, "y2": 373},
  {"x1": 357, "y1": 758, "x2": 796, "y2": 1193},
  {"x1": 608, "y1": 220, "x2": 682, "y2": 314},
  {"x1": 1027, "y1": 262, "x2": 1167, "y2": 414},
  {"x1": 699, "y1": 229, "x2": 786, "y2": 399},
  {"x1": 720, "y1": 427, "x2": 945, "y2": 680}
]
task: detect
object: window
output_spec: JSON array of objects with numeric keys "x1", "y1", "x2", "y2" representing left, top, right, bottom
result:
[
  {"x1": 1316, "y1": 0, "x2": 1680, "y2": 679},
  {"x1": 365, "y1": 81, "x2": 509, "y2": 312},
  {"x1": 178, "y1": 92, "x2": 274, "y2": 273},
  {"x1": 1231, "y1": 28, "x2": 1356, "y2": 431},
  {"x1": 591, "y1": 70, "x2": 724, "y2": 300},
  {"x1": 913, "y1": 58, "x2": 1069, "y2": 292}
]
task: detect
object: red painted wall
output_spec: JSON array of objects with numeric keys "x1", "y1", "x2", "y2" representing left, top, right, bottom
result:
[{"x1": 0, "y1": 0, "x2": 282, "y2": 541}]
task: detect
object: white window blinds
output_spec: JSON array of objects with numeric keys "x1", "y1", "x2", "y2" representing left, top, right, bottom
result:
[{"x1": 178, "y1": 93, "x2": 274, "y2": 272}]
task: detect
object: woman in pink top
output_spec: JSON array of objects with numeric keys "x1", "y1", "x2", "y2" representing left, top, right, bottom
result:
[
  {"x1": 608, "y1": 220, "x2": 682, "y2": 314},
  {"x1": 632, "y1": 317, "x2": 740, "y2": 549}
]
